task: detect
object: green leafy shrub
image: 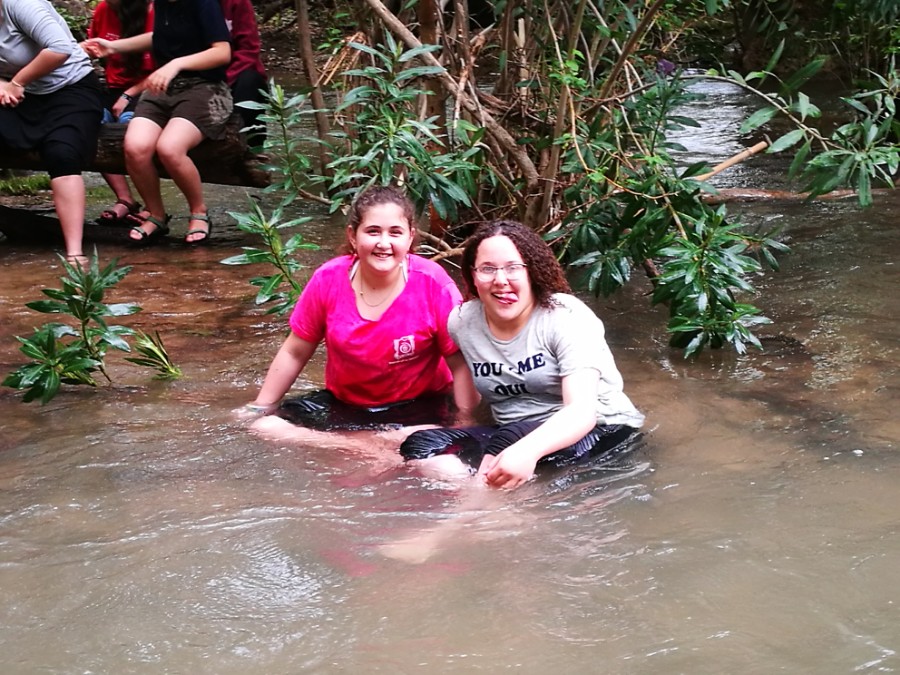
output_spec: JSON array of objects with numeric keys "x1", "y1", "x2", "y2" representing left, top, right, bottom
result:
[{"x1": 3, "y1": 252, "x2": 180, "y2": 404}]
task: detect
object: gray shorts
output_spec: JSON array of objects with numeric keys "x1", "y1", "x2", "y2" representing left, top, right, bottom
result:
[{"x1": 134, "y1": 77, "x2": 233, "y2": 140}]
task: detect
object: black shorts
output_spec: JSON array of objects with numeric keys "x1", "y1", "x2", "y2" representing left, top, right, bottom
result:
[
  {"x1": 0, "y1": 72, "x2": 103, "y2": 177},
  {"x1": 275, "y1": 389, "x2": 457, "y2": 431},
  {"x1": 400, "y1": 420, "x2": 638, "y2": 469}
]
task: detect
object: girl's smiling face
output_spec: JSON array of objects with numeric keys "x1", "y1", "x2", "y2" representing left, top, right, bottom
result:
[
  {"x1": 348, "y1": 203, "x2": 414, "y2": 277},
  {"x1": 472, "y1": 235, "x2": 535, "y2": 336}
]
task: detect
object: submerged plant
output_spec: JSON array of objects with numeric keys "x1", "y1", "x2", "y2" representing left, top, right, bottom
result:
[
  {"x1": 125, "y1": 330, "x2": 182, "y2": 380},
  {"x1": 3, "y1": 252, "x2": 181, "y2": 403}
]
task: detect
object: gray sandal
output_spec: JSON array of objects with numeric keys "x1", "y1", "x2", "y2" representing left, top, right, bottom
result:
[
  {"x1": 185, "y1": 213, "x2": 213, "y2": 245},
  {"x1": 128, "y1": 213, "x2": 171, "y2": 247}
]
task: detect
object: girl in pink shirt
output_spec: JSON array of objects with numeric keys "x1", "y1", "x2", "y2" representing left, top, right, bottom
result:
[{"x1": 242, "y1": 186, "x2": 478, "y2": 449}]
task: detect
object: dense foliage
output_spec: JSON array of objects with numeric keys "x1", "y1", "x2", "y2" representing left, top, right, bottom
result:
[
  {"x1": 238, "y1": 0, "x2": 899, "y2": 356},
  {"x1": 3, "y1": 254, "x2": 181, "y2": 404}
]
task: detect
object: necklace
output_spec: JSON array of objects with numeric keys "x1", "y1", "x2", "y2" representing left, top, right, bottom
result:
[{"x1": 357, "y1": 274, "x2": 401, "y2": 308}]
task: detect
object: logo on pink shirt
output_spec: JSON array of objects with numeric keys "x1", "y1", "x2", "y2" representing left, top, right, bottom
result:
[{"x1": 393, "y1": 335, "x2": 416, "y2": 361}]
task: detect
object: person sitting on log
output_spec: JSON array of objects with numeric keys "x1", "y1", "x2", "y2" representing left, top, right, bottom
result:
[
  {"x1": 0, "y1": 0, "x2": 104, "y2": 267},
  {"x1": 83, "y1": 0, "x2": 232, "y2": 246},
  {"x1": 220, "y1": 0, "x2": 267, "y2": 147},
  {"x1": 85, "y1": 0, "x2": 154, "y2": 226},
  {"x1": 241, "y1": 185, "x2": 478, "y2": 455}
]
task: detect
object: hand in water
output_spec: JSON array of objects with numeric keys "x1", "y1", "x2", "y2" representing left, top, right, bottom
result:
[
  {"x1": 478, "y1": 447, "x2": 537, "y2": 489},
  {"x1": 232, "y1": 402, "x2": 277, "y2": 422}
]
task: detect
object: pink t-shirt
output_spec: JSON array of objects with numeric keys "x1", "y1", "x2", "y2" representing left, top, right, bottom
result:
[{"x1": 289, "y1": 254, "x2": 463, "y2": 407}]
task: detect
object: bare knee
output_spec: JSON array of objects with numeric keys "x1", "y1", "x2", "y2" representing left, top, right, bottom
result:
[
  {"x1": 155, "y1": 139, "x2": 190, "y2": 170},
  {"x1": 123, "y1": 120, "x2": 162, "y2": 165},
  {"x1": 124, "y1": 136, "x2": 157, "y2": 166}
]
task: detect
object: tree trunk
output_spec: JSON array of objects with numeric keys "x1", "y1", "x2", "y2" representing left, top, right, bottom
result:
[
  {"x1": 417, "y1": 0, "x2": 446, "y2": 128},
  {"x1": 361, "y1": 0, "x2": 541, "y2": 217},
  {"x1": 0, "y1": 204, "x2": 136, "y2": 244},
  {"x1": 296, "y1": 0, "x2": 331, "y2": 174}
]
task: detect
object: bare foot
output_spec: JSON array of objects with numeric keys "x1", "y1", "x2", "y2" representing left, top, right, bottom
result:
[
  {"x1": 378, "y1": 529, "x2": 448, "y2": 564},
  {"x1": 410, "y1": 454, "x2": 475, "y2": 482},
  {"x1": 250, "y1": 414, "x2": 305, "y2": 441},
  {"x1": 250, "y1": 417, "x2": 438, "y2": 457}
]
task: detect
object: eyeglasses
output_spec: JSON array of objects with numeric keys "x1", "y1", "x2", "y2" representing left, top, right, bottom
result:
[{"x1": 473, "y1": 263, "x2": 528, "y2": 281}]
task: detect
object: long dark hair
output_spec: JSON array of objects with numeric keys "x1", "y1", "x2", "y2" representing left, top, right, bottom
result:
[
  {"x1": 115, "y1": 0, "x2": 150, "y2": 77},
  {"x1": 460, "y1": 220, "x2": 571, "y2": 308}
]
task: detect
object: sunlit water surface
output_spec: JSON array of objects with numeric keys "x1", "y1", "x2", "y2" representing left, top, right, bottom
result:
[{"x1": 0, "y1": 79, "x2": 898, "y2": 673}]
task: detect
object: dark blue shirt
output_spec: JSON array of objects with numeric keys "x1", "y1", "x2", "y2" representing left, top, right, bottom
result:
[{"x1": 152, "y1": 0, "x2": 230, "y2": 82}]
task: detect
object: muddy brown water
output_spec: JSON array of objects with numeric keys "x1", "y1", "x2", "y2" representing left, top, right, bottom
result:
[{"x1": 1, "y1": 79, "x2": 898, "y2": 672}]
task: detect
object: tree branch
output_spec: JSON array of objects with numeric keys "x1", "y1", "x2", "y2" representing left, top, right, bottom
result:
[{"x1": 360, "y1": 0, "x2": 541, "y2": 206}]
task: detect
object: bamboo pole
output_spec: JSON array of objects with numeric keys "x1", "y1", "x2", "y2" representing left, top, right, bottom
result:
[{"x1": 695, "y1": 140, "x2": 769, "y2": 181}]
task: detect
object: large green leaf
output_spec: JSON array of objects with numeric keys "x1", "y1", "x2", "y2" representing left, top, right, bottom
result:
[{"x1": 740, "y1": 107, "x2": 778, "y2": 134}]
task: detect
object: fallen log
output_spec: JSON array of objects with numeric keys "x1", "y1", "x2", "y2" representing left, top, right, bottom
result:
[
  {"x1": 0, "y1": 204, "x2": 135, "y2": 245},
  {"x1": 702, "y1": 187, "x2": 878, "y2": 204},
  {"x1": 0, "y1": 116, "x2": 271, "y2": 188}
]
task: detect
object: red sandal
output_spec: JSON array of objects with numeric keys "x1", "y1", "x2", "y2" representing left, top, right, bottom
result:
[{"x1": 98, "y1": 198, "x2": 141, "y2": 226}]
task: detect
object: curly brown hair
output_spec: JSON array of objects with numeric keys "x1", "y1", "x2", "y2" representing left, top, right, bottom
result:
[
  {"x1": 460, "y1": 220, "x2": 570, "y2": 308},
  {"x1": 342, "y1": 185, "x2": 417, "y2": 254}
]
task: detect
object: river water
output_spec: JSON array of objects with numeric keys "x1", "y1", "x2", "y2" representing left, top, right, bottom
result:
[{"x1": 1, "y1": 79, "x2": 898, "y2": 673}]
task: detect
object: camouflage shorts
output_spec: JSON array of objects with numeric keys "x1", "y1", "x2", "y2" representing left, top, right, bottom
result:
[{"x1": 134, "y1": 77, "x2": 233, "y2": 140}]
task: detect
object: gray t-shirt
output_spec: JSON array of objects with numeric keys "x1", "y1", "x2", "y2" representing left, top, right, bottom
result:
[
  {"x1": 448, "y1": 293, "x2": 645, "y2": 428},
  {"x1": 0, "y1": 0, "x2": 93, "y2": 94}
]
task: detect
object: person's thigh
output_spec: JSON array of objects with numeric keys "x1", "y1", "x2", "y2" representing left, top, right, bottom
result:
[
  {"x1": 538, "y1": 424, "x2": 637, "y2": 467},
  {"x1": 156, "y1": 117, "x2": 205, "y2": 157},
  {"x1": 400, "y1": 426, "x2": 495, "y2": 467},
  {"x1": 169, "y1": 81, "x2": 233, "y2": 140},
  {"x1": 278, "y1": 391, "x2": 456, "y2": 431},
  {"x1": 483, "y1": 419, "x2": 543, "y2": 456},
  {"x1": 133, "y1": 93, "x2": 173, "y2": 129}
]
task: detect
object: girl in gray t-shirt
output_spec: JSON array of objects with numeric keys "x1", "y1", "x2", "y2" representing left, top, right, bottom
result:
[{"x1": 401, "y1": 220, "x2": 644, "y2": 489}]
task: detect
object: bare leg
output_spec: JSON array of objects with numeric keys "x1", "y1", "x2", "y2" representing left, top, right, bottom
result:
[
  {"x1": 250, "y1": 415, "x2": 436, "y2": 454},
  {"x1": 100, "y1": 173, "x2": 138, "y2": 218},
  {"x1": 378, "y1": 481, "x2": 506, "y2": 564},
  {"x1": 379, "y1": 456, "x2": 527, "y2": 564},
  {"x1": 155, "y1": 118, "x2": 209, "y2": 242},
  {"x1": 50, "y1": 174, "x2": 85, "y2": 258},
  {"x1": 124, "y1": 118, "x2": 165, "y2": 238}
]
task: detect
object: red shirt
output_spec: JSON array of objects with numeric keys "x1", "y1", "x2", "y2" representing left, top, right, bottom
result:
[
  {"x1": 88, "y1": 1, "x2": 155, "y2": 89},
  {"x1": 220, "y1": 0, "x2": 266, "y2": 86}
]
